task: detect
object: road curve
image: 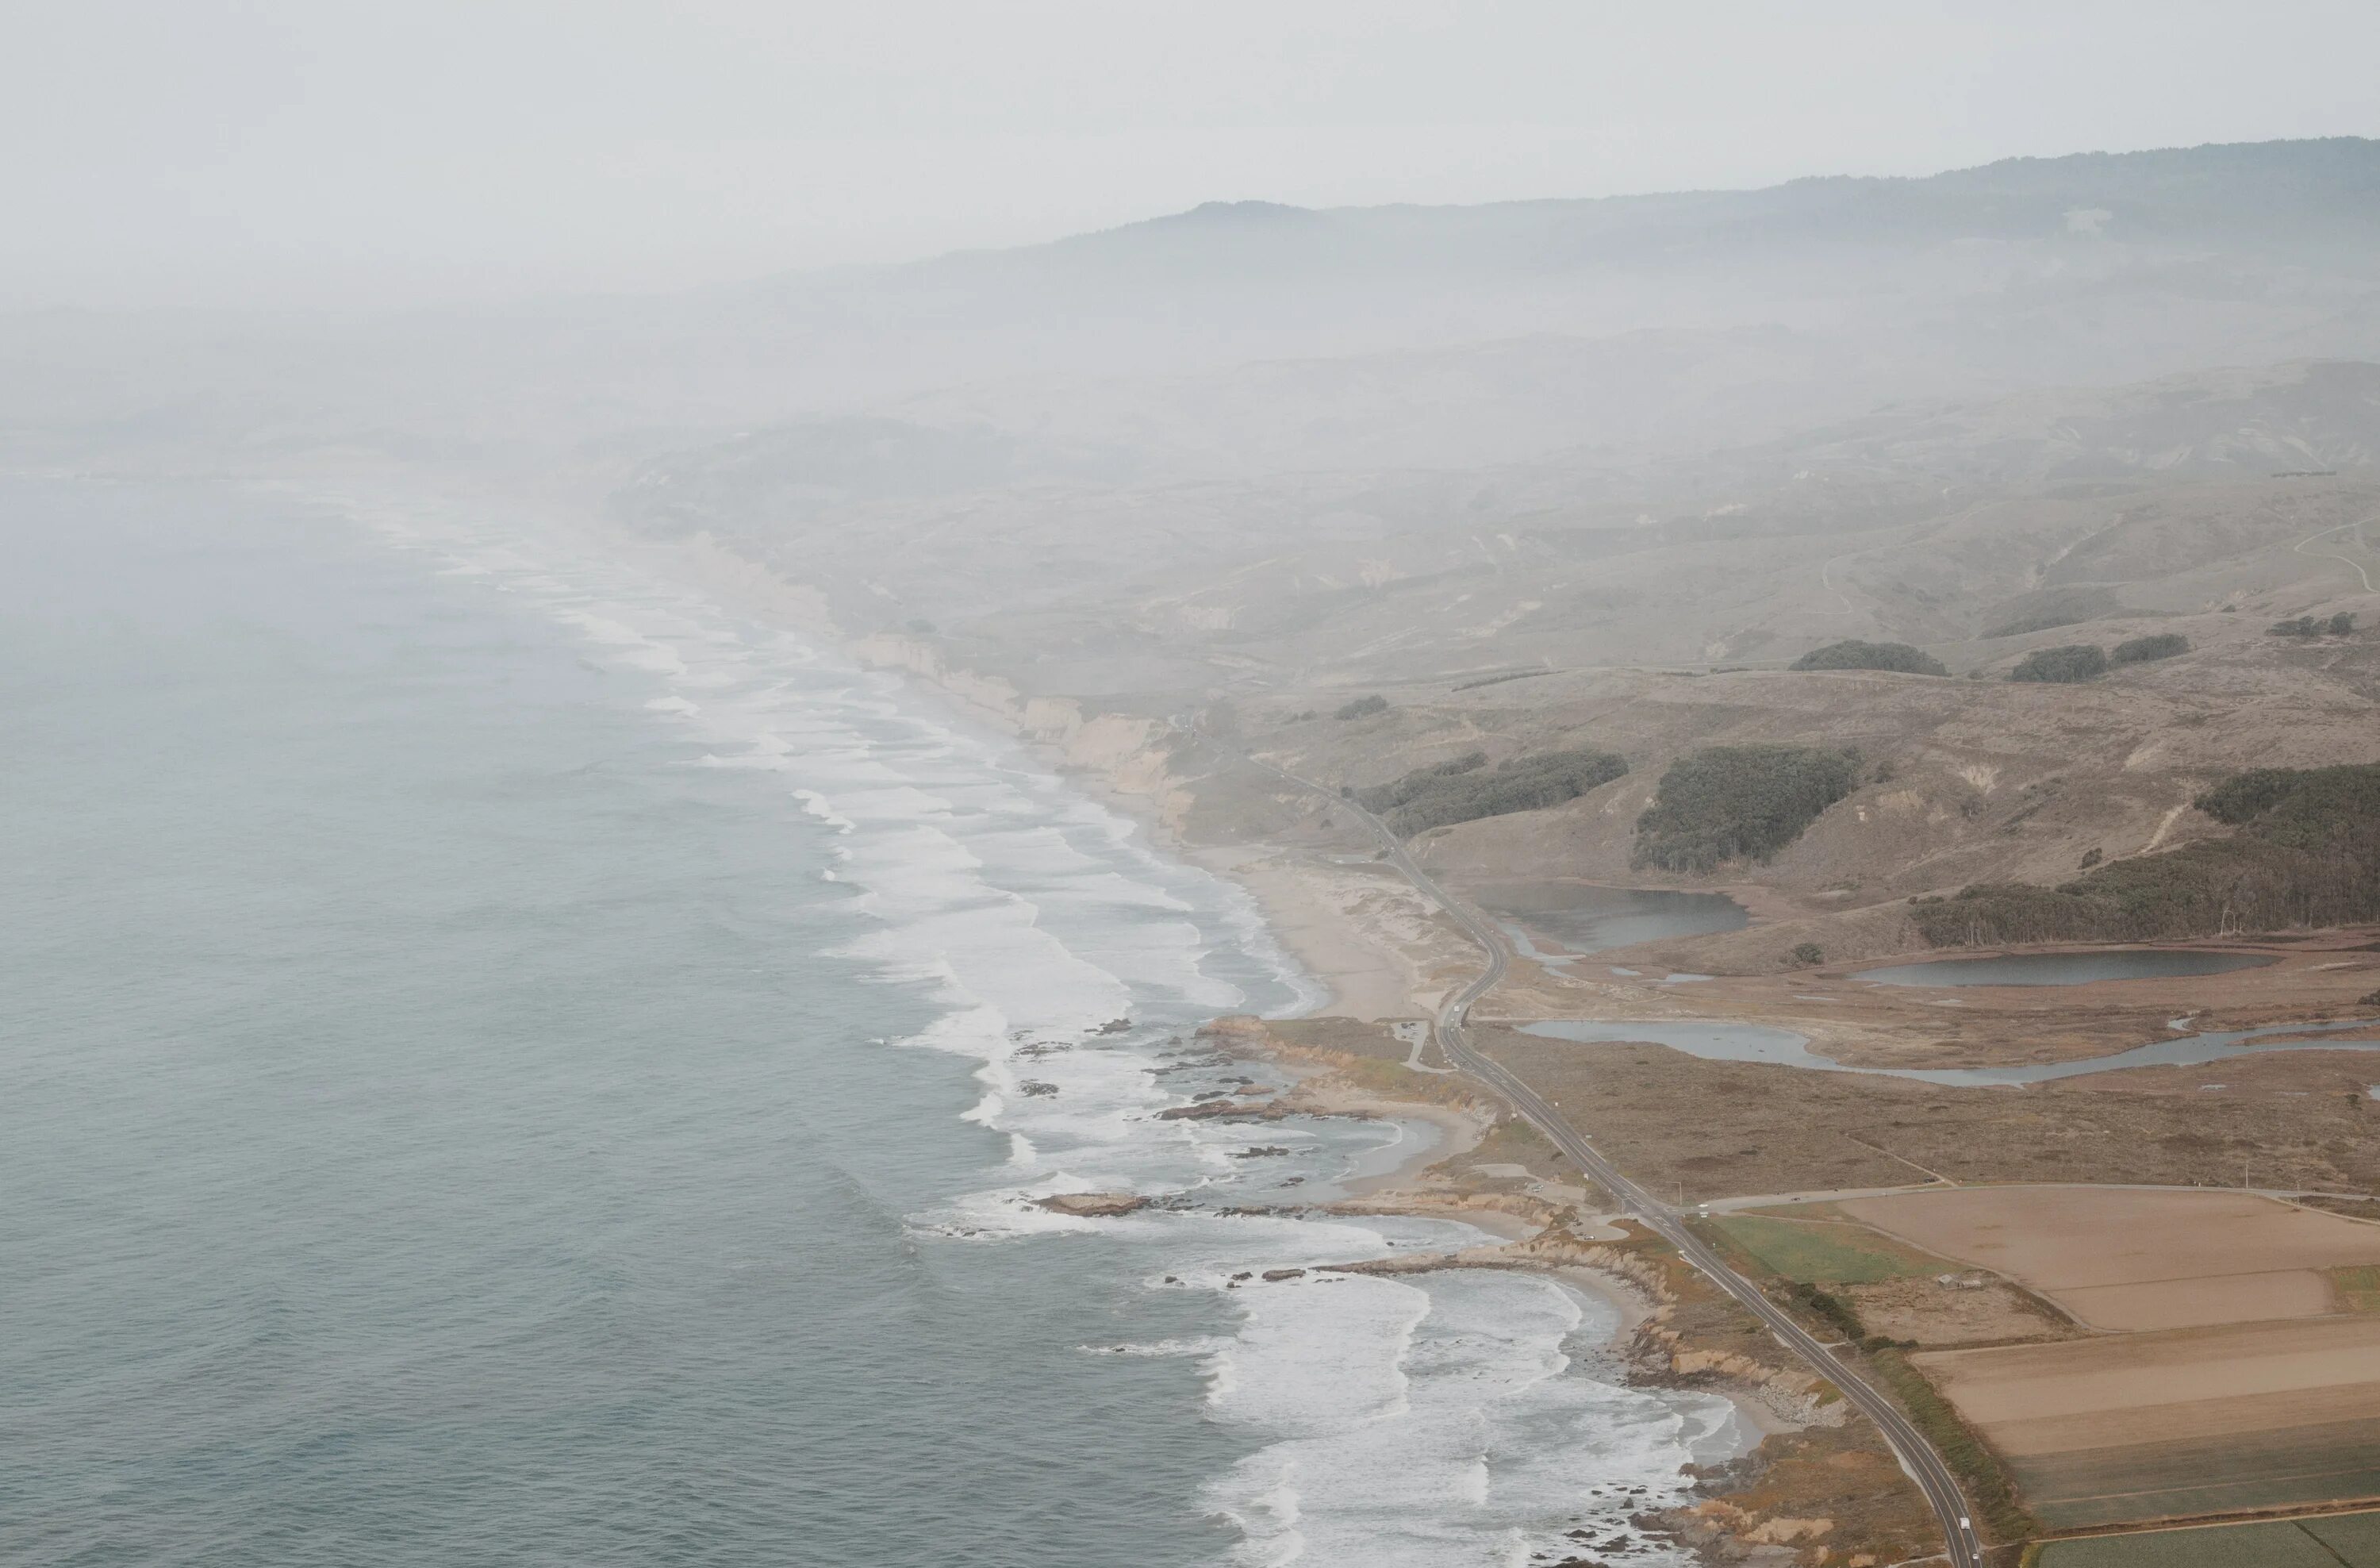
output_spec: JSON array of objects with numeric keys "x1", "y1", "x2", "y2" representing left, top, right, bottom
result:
[
  {"x1": 2293, "y1": 518, "x2": 2378, "y2": 594},
  {"x1": 1207, "y1": 732, "x2": 1983, "y2": 1568}
]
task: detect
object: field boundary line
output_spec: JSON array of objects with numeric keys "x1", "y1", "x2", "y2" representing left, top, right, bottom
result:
[
  {"x1": 2038, "y1": 1471, "x2": 2380, "y2": 1510},
  {"x1": 2035, "y1": 1498, "x2": 2380, "y2": 1544},
  {"x1": 2295, "y1": 1517, "x2": 2355, "y2": 1568}
]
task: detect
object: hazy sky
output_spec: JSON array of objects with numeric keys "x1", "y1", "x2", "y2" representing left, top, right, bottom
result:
[{"x1": 10, "y1": 0, "x2": 2378, "y2": 310}]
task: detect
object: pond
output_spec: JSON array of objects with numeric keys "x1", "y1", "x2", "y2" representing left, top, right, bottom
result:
[
  {"x1": 1851, "y1": 949, "x2": 2277, "y2": 987},
  {"x1": 1472, "y1": 879, "x2": 1748, "y2": 959},
  {"x1": 1517, "y1": 1016, "x2": 2380, "y2": 1088}
]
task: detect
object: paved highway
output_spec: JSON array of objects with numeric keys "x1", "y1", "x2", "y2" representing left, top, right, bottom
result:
[{"x1": 1208, "y1": 732, "x2": 1983, "y2": 1568}]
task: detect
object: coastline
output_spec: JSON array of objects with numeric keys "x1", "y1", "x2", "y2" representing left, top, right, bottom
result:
[
  {"x1": 643, "y1": 521, "x2": 1806, "y2": 1355},
  {"x1": 603, "y1": 513, "x2": 1470, "y2": 1035},
  {"x1": 393, "y1": 493, "x2": 1819, "y2": 1556},
  {"x1": 1188, "y1": 844, "x2": 1430, "y2": 1023}
]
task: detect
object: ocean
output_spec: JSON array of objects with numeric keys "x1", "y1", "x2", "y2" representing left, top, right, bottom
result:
[{"x1": 0, "y1": 477, "x2": 1744, "y2": 1566}]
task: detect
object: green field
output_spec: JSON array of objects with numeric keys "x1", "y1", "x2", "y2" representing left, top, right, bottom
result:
[
  {"x1": 2040, "y1": 1509, "x2": 2380, "y2": 1566},
  {"x1": 2014, "y1": 1414, "x2": 2380, "y2": 1531},
  {"x1": 1709, "y1": 1213, "x2": 1947, "y2": 1282},
  {"x1": 2333, "y1": 1265, "x2": 2380, "y2": 1312}
]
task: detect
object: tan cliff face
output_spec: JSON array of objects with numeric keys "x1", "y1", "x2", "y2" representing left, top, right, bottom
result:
[{"x1": 852, "y1": 630, "x2": 1156, "y2": 763}]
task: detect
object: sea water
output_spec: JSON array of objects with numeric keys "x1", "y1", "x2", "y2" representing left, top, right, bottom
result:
[
  {"x1": 1472, "y1": 882, "x2": 1749, "y2": 961},
  {"x1": 0, "y1": 478, "x2": 1744, "y2": 1566}
]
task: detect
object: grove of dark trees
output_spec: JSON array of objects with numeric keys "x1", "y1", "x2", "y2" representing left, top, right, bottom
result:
[
  {"x1": 1632, "y1": 745, "x2": 1862, "y2": 871},
  {"x1": 1789, "y1": 640, "x2": 1949, "y2": 676},
  {"x1": 1912, "y1": 763, "x2": 2380, "y2": 945},
  {"x1": 1358, "y1": 747, "x2": 1628, "y2": 836},
  {"x1": 2009, "y1": 644, "x2": 2109, "y2": 683}
]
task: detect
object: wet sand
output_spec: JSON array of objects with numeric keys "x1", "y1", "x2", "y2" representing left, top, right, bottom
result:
[{"x1": 1195, "y1": 844, "x2": 1427, "y2": 1021}]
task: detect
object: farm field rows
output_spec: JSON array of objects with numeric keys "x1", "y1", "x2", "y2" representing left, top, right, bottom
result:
[
  {"x1": 1920, "y1": 1316, "x2": 2380, "y2": 1528},
  {"x1": 2040, "y1": 1508, "x2": 2380, "y2": 1566},
  {"x1": 1725, "y1": 1186, "x2": 2380, "y2": 1529}
]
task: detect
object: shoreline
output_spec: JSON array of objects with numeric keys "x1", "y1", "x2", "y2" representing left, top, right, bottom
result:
[
  {"x1": 374, "y1": 486, "x2": 1807, "y2": 1552},
  {"x1": 600, "y1": 510, "x2": 1484, "y2": 1036},
  {"x1": 1188, "y1": 844, "x2": 1430, "y2": 1023},
  {"x1": 197, "y1": 463, "x2": 1908, "y2": 1562},
  {"x1": 632, "y1": 519, "x2": 1808, "y2": 1441}
]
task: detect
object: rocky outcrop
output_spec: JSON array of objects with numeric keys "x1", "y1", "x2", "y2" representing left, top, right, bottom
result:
[
  {"x1": 1493, "y1": 1227, "x2": 1847, "y2": 1431},
  {"x1": 1032, "y1": 1192, "x2": 1148, "y2": 1217},
  {"x1": 1154, "y1": 1096, "x2": 1281, "y2": 1121},
  {"x1": 1668, "y1": 1501, "x2": 1854, "y2": 1563},
  {"x1": 1631, "y1": 1310, "x2": 1842, "y2": 1429}
]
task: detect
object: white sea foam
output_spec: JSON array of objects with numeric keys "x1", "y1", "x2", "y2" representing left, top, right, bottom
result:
[
  {"x1": 790, "y1": 789, "x2": 854, "y2": 832},
  {"x1": 1204, "y1": 1265, "x2": 1736, "y2": 1566}
]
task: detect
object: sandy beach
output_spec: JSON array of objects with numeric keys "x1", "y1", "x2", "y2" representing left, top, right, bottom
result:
[
  {"x1": 1285, "y1": 1071, "x2": 1495, "y2": 1197},
  {"x1": 1192, "y1": 842, "x2": 1461, "y2": 1022}
]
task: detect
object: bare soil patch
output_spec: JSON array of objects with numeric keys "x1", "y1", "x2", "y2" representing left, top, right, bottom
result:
[
  {"x1": 1840, "y1": 1188, "x2": 2380, "y2": 1331},
  {"x1": 1843, "y1": 1274, "x2": 2075, "y2": 1348}
]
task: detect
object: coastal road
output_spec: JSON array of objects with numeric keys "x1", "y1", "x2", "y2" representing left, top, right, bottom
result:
[{"x1": 1202, "y1": 730, "x2": 1985, "y2": 1568}]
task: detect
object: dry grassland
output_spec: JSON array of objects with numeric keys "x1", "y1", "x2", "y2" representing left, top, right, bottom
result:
[{"x1": 1469, "y1": 1024, "x2": 2380, "y2": 1203}]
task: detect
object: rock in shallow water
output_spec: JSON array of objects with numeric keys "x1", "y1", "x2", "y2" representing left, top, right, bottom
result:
[{"x1": 1032, "y1": 1192, "x2": 1148, "y2": 1217}]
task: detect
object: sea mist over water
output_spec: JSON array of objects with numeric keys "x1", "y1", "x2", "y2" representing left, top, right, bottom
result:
[{"x1": 0, "y1": 479, "x2": 1739, "y2": 1566}]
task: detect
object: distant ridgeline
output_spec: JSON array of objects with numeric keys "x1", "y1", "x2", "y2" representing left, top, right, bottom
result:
[
  {"x1": 1632, "y1": 745, "x2": 1863, "y2": 872},
  {"x1": 1357, "y1": 748, "x2": 1626, "y2": 836},
  {"x1": 1790, "y1": 640, "x2": 1948, "y2": 676},
  {"x1": 1913, "y1": 763, "x2": 2380, "y2": 946}
]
